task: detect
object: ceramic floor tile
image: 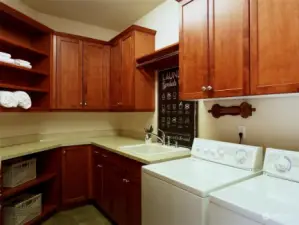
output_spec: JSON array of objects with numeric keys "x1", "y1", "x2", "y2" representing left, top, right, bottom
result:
[{"x1": 42, "y1": 205, "x2": 112, "y2": 225}]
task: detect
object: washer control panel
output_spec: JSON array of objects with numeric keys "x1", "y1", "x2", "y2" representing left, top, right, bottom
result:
[
  {"x1": 191, "y1": 138, "x2": 263, "y2": 170},
  {"x1": 264, "y1": 148, "x2": 299, "y2": 182}
]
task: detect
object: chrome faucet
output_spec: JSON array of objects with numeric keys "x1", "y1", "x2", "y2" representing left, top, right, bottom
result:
[{"x1": 145, "y1": 128, "x2": 166, "y2": 145}]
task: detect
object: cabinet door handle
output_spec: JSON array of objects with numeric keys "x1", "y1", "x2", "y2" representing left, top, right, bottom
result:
[
  {"x1": 84, "y1": 102, "x2": 87, "y2": 106},
  {"x1": 102, "y1": 154, "x2": 108, "y2": 158},
  {"x1": 202, "y1": 86, "x2": 207, "y2": 92},
  {"x1": 80, "y1": 102, "x2": 83, "y2": 105},
  {"x1": 123, "y1": 179, "x2": 130, "y2": 183},
  {"x1": 94, "y1": 151, "x2": 99, "y2": 154},
  {"x1": 207, "y1": 86, "x2": 213, "y2": 91},
  {"x1": 97, "y1": 165, "x2": 103, "y2": 168},
  {"x1": 63, "y1": 150, "x2": 66, "y2": 155}
]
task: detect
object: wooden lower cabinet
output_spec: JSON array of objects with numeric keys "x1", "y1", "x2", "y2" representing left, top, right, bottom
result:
[
  {"x1": 93, "y1": 147, "x2": 143, "y2": 225},
  {"x1": 61, "y1": 146, "x2": 90, "y2": 207}
]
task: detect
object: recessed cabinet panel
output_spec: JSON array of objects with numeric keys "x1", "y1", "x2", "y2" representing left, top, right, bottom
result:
[
  {"x1": 56, "y1": 37, "x2": 83, "y2": 109},
  {"x1": 209, "y1": 0, "x2": 249, "y2": 97},
  {"x1": 83, "y1": 42, "x2": 110, "y2": 110},
  {"x1": 250, "y1": 0, "x2": 299, "y2": 95},
  {"x1": 179, "y1": 0, "x2": 209, "y2": 100}
]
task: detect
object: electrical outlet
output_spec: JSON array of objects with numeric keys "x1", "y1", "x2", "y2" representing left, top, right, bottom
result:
[{"x1": 238, "y1": 126, "x2": 246, "y2": 139}]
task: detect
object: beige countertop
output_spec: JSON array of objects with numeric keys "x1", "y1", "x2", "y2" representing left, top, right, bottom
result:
[{"x1": 0, "y1": 136, "x2": 191, "y2": 164}]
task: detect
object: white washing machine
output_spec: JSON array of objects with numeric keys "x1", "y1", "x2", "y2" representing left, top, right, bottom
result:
[
  {"x1": 209, "y1": 148, "x2": 299, "y2": 225},
  {"x1": 142, "y1": 138, "x2": 264, "y2": 225}
]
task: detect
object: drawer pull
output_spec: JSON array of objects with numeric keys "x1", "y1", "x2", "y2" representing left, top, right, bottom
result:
[
  {"x1": 102, "y1": 154, "x2": 108, "y2": 158},
  {"x1": 123, "y1": 179, "x2": 130, "y2": 183},
  {"x1": 97, "y1": 165, "x2": 103, "y2": 168},
  {"x1": 94, "y1": 151, "x2": 99, "y2": 154}
]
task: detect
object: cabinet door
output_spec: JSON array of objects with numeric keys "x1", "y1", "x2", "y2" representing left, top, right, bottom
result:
[
  {"x1": 56, "y1": 36, "x2": 83, "y2": 109},
  {"x1": 121, "y1": 34, "x2": 135, "y2": 110},
  {"x1": 209, "y1": 0, "x2": 250, "y2": 98},
  {"x1": 179, "y1": 0, "x2": 209, "y2": 100},
  {"x1": 83, "y1": 42, "x2": 110, "y2": 110},
  {"x1": 93, "y1": 158, "x2": 103, "y2": 206},
  {"x1": 125, "y1": 179, "x2": 141, "y2": 225},
  {"x1": 110, "y1": 41, "x2": 122, "y2": 109},
  {"x1": 61, "y1": 146, "x2": 89, "y2": 207},
  {"x1": 250, "y1": 0, "x2": 299, "y2": 95}
]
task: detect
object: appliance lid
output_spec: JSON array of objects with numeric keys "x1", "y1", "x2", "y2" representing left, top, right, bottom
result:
[
  {"x1": 191, "y1": 138, "x2": 263, "y2": 171},
  {"x1": 142, "y1": 157, "x2": 259, "y2": 197},
  {"x1": 263, "y1": 148, "x2": 299, "y2": 183},
  {"x1": 210, "y1": 175, "x2": 299, "y2": 225}
]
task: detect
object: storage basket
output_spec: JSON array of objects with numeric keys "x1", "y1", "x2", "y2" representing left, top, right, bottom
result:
[
  {"x1": 3, "y1": 193, "x2": 42, "y2": 225},
  {"x1": 3, "y1": 158, "x2": 36, "y2": 188}
]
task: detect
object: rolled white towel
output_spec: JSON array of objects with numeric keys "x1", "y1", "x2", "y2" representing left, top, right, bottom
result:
[
  {"x1": 14, "y1": 59, "x2": 31, "y2": 66},
  {"x1": 14, "y1": 91, "x2": 32, "y2": 109},
  {"x1": 0, "y1": 57, "x2": 14, "y2": 64},
  {"x1": 0, "y1": 91, "x2": 18, "y2": 108},
  {"x1": 0, "y1": 52, "x2": 11, "y2": 59}
]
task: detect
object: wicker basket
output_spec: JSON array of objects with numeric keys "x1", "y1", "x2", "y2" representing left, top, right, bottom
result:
[
  {"x1": 3, "y1": 158, "x2": 36, "y2": 188},
  {"x1": 3, "y1": 193, "x2": 42, "y2": 225}
]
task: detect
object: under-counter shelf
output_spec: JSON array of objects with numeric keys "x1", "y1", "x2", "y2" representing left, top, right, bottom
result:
[
  {"x1": 2, "y1": 173, "x2": 56, "y2": 200},
  {"x1": 25, "y1": 204, "x2": 57, "y2": 225}
]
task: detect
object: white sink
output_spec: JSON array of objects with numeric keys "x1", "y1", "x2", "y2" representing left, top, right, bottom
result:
[{"x1": 119, "y1": 144, "x2": 189, "y2": 156}]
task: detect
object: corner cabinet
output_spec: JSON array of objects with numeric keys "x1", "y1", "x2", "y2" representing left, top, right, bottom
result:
[
  {"x1": 179, "y1": 0, "x2": 249, "y2": 100},
  {"x1": 53, "y1": 34, "x2": 110, "y2": 110},
  {"x1": 178, "y1": 0, "x2": 299, "y2": 99},
  {"x1": 61, "y1": 146, "x2": 90, "y2": 207},
  {"x1": 110, "y1": 27, "x2": 156, "y2": 111}
]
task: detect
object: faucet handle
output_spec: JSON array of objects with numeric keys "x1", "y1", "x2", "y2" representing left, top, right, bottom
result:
[{"x1": 167, "y1": 136, "x2": 171, "y2": 146}]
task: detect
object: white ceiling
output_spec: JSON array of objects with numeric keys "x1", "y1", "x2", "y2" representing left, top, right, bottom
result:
[{"x1": 22, "y1": 0, "x2": 165, "y2": 31}]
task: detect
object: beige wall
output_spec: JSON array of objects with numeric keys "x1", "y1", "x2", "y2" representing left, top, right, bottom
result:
[
  {"x1": 0, "y1": 113, "x2": 120, "y2": 138},
  {"x1": 2, "y1": 0, "x2": 119, "y2": 40},
  {"x1": 120, "y1": 0, "x2": 299, "y2": 151}
]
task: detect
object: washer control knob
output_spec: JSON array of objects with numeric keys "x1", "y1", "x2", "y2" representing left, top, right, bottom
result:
[
  {"x1": 236, "y1": 149, "x2": 248, "y2": 164},
  {"x1": 275, "y1": 156, "x2": 291, "y2": 173}
]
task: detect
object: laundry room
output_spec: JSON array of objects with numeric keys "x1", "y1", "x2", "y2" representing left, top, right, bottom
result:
[{"x1": 0, "y1": 0, "x2": 299, "y2": 225}]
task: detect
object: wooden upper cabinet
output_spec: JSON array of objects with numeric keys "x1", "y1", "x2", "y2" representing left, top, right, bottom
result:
[
  {"x1": 209, "y1": 0, "x2": 250, "y2": 98},
  {"x1": 179, "y1": 0, "x2": 209, "y2": 100},
  {"x1": 83, "y1": 42, "x2": 110, "y2": 110},
  {"x1": 110, "y1": 41, "x2": 122, "y2": 109},
  {"x1": 250, "y1": 0, "x2": 299, "y2": 95},
  {"x1": 61, "y1": 146, "x2": 89, "y2": 207},
  {"x1": 134, "y1": 31, "x2": 155, "y2": 111},
  {"x1": 120, "y1": 34, "x2": 135, "y2": 110},
  {"x1": 55, "y1": 36, "x2": 83, "y2": 109}
]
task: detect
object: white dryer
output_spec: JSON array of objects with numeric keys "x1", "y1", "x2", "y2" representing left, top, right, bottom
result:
[
  {"x1": 142, "y1": 138, "x2": 264, "y2": 225},
  {"x1": 209, "y1": 148, "x2": 299, "y2": 225}
]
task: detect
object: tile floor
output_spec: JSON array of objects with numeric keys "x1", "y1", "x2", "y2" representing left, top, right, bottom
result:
[{"x1": 42, "y1": 205, "x2": 112, "y2": 225}]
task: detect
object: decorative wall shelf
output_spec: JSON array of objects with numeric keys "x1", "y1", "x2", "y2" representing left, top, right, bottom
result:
[
  {"x1": 136, "y1": 42, "x2": 179, "y2": 70},
  {"x1": 208, "y1": 102, "x2": 256, "y2": 118}
]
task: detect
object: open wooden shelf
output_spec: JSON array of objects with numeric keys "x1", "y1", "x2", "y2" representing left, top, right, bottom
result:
[
  {"x1": 0, "y1": 83, "x2": 48, "y2": 93},
  {"x1": 136, "y1": 42, "x2": 179, "y2": 70},
  {"x1": 0, "y1": 61, "x2": 48, "y2": 76},
  {"x1": 2, "y1": 173, "x2": 56, "y2": 200},
  {"x1": 0, "y1": 107, "x2": 47, "y2": 112},
  {"x1": 0, "y1": 36, "x2": 49, "y2": 57},
  {"x1": 25, "y1": 204, "x2": 57, "y2": 225}
]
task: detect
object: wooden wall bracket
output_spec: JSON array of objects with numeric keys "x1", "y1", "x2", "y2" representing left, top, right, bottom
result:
[{"x1": 208, "y1": 102, "x2": 256, "y2": 119}]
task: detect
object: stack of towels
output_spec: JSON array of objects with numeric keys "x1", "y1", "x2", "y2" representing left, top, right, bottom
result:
[
  {"x1": 0, "y1": 51, "x2": 32, "y2": 69},
  {"x1": 0, "y1": 52, "x2": 14, "y2": 64},
  {"x1": 0, "y1": 91, "x2": 32, "y2": 109}
]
